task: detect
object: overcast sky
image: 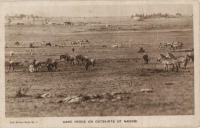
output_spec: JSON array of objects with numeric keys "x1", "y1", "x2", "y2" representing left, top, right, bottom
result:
[{"x1": 5, "y1": 1, "x2": 193, "y2": 17}]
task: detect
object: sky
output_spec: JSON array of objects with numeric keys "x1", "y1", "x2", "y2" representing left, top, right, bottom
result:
[{"x1": 4, "y1": 1, "x2": 193, "y2": 17}]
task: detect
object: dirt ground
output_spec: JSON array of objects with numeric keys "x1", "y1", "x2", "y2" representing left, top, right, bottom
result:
[{"x1": 5, "y1": 17, "x2": 194, "y2": 117}]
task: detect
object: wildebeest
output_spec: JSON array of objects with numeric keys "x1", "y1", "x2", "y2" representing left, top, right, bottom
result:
[
  {"x1": 84, "y1": 58, "x2": 95, "y2": 70},
  {"x1": 46, "y1": 58, "x2": 58, "y2": 71},
  {"x1": 75, "y1": 54, "x2": 89, "y2": 65},
  {"x1": 157, "y1": 54, "x2": 179, "y2": 72},
  {"x1": 60, "y1": 54, "x2": 76, "y2": 65}
]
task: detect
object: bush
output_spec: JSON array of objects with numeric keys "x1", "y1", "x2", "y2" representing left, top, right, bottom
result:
[{"x1": 15, "y1": 85, "x2": 31, "y2": 98}]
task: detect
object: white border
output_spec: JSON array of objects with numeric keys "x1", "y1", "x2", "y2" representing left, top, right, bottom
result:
[{"x1": 0, "y1": 1, "x2": 199, "y2": 128}]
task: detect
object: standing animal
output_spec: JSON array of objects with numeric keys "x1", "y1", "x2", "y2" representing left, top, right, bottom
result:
[
  {"x1": 8, "y1": 60, "x2": 21, "y2": 72},
  {"x1": 157, "y1": 54, "x2": 179, "y2": 72},
  {"x1": 60, "y1": 54, "x2": 75, "y2": 66},
  {"x1": 75, "y1": 54, "x2": 89, "y2": 65},
  {"x1": 186, "y1": 50, "x2": 194, "y2": 63},
  {"x1": 75, "y1": 54, "x2": 85, "y2": 64},
  {"x1": 166, "y1": 52, "x2": 188, "y2": 68},
  {"x1": 143, "y1": 53, "x2": 149, "y2": 64},
  {"x1": 84, "y1": 58, "x2": 95, "y2": 70},
  {"x1": 30, "y1": 50, "x2": 34, "y2": 56},
  {"x1": 46, "y1": 58, "x2": 57, "y2": 71},
  {"x1": 9, "y1": 51, "x2": 14, "y2": 57},
  {"x1": 30, "y1": 43, "x2": 34, "y2": 48},
  {"x1": 9, "y1": 60, "x2": 15, "y2": 71},
  {"x1": 31, "y1": 59, "x2": 43, "y2": 72},
  {"x1": 72, "y1": 47, "x2": 75, "y2": 53}
]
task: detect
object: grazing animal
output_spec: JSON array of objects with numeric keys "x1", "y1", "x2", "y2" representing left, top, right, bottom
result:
[
  {"x1": 29, "y1": 64, "x2": 35, "y2": 72},
  {"x1": 8, "y1": 60, "x2": 21, "y2": 72},
  {"x1": 167, "y1": 42, "x2": 183, "y2": 50},
  {"x1": 15, "y1": 41, "x2": 20, "y2": 45},
  {"x1": 166, "y1": 52, "x2": 188, "y2": 68},
  {"x1": 172, "y1": 42, "x2": 183, "y2": 48},
  {"x1": 46, "y1": 58, "x2": 57, "y2": 71},
  {"x1": 137, "y1": 47, "x2": 145, "y2": 53},
  {"x1": 85, "y1": 58, "x2": 95, "y2": 71},
  {"x1": 71, "y1": 41, "x2": 78, "y2": 45},
  {"x1": 158, "y1": 43, "x2": 167, "y2": 49},
  {"x1": 112, "y1": 45, "x2": 118, "y2": 48},
  {"x1": 31, "y1": 60, "x2": 43, "y2": 72},
  {"x1": 75, "y1": 54, "x2": 86, "y2": 64},
  {"x1": 60, "y1": 54, "x2": 75, "y2": 65},
  {"x1": 78, "y1": 39, "x2": 89, "y2": 45},
  {"x1": 45, "y1": 42, "x2": 51, "y2": 47},
  {"x1": 157, "y1": 54, "x2": 179, "y2": 72}
]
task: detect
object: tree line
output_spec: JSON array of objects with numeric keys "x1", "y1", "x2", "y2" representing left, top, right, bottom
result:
[{"x1": 131, "y1": 13, "x2": 182, "y2": 19}]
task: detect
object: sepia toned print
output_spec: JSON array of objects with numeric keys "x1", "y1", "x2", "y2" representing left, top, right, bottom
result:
[{"x1": 4, "y1": 2, "x2": 195, "y2": 118}]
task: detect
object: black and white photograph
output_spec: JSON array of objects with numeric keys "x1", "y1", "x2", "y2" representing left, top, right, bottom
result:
[{"x1": 0, "y1": 0, "x2": 200, "y2": 128}]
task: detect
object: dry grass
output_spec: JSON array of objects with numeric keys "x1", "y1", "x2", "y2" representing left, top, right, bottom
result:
[{"x1": 5, "y1": 17, "x2": 194, "y2": 117}]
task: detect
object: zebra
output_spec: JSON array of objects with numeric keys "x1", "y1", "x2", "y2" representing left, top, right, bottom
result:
[
  {"x1": 46, "y1": 58, "x2": 58, "y2": 71},
  {"x1": 157, "y1": 54, "x2": 179, "y2": 72},
  {"x1": 166, "y1": 52, "x2": 188, "y2": 68}
]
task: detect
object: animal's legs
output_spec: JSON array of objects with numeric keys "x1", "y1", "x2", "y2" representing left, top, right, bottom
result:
[
  {"x1": 171, "y1": 64, "x2": 174, "y2": 71},
  {"x1": 176, "y1": 65, "x2": 178, "y2": 72}
]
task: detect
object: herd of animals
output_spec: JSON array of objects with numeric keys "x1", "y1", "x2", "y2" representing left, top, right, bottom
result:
[
  {"x1": 12, "y1": 39, "x2": 90, "y2": 48},
  {"x1": 9, "y1": 52, "x2": 96, "y2": 72},
  {"x1": 158, "y1": 41, "x2": 183, "y2": 50},
  {"x1": 6, "y1": 40, "x2": 194, "y2": 73}
]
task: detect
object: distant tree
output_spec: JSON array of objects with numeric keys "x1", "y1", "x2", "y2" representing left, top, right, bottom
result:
[{"x1": 175, "y1": 13, "x2": 182, "y2": 17}]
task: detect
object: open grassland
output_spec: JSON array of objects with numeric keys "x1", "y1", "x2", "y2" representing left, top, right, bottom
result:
[{"x1": 5, "y1": 17, "x2": 194, "y2": 117}]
